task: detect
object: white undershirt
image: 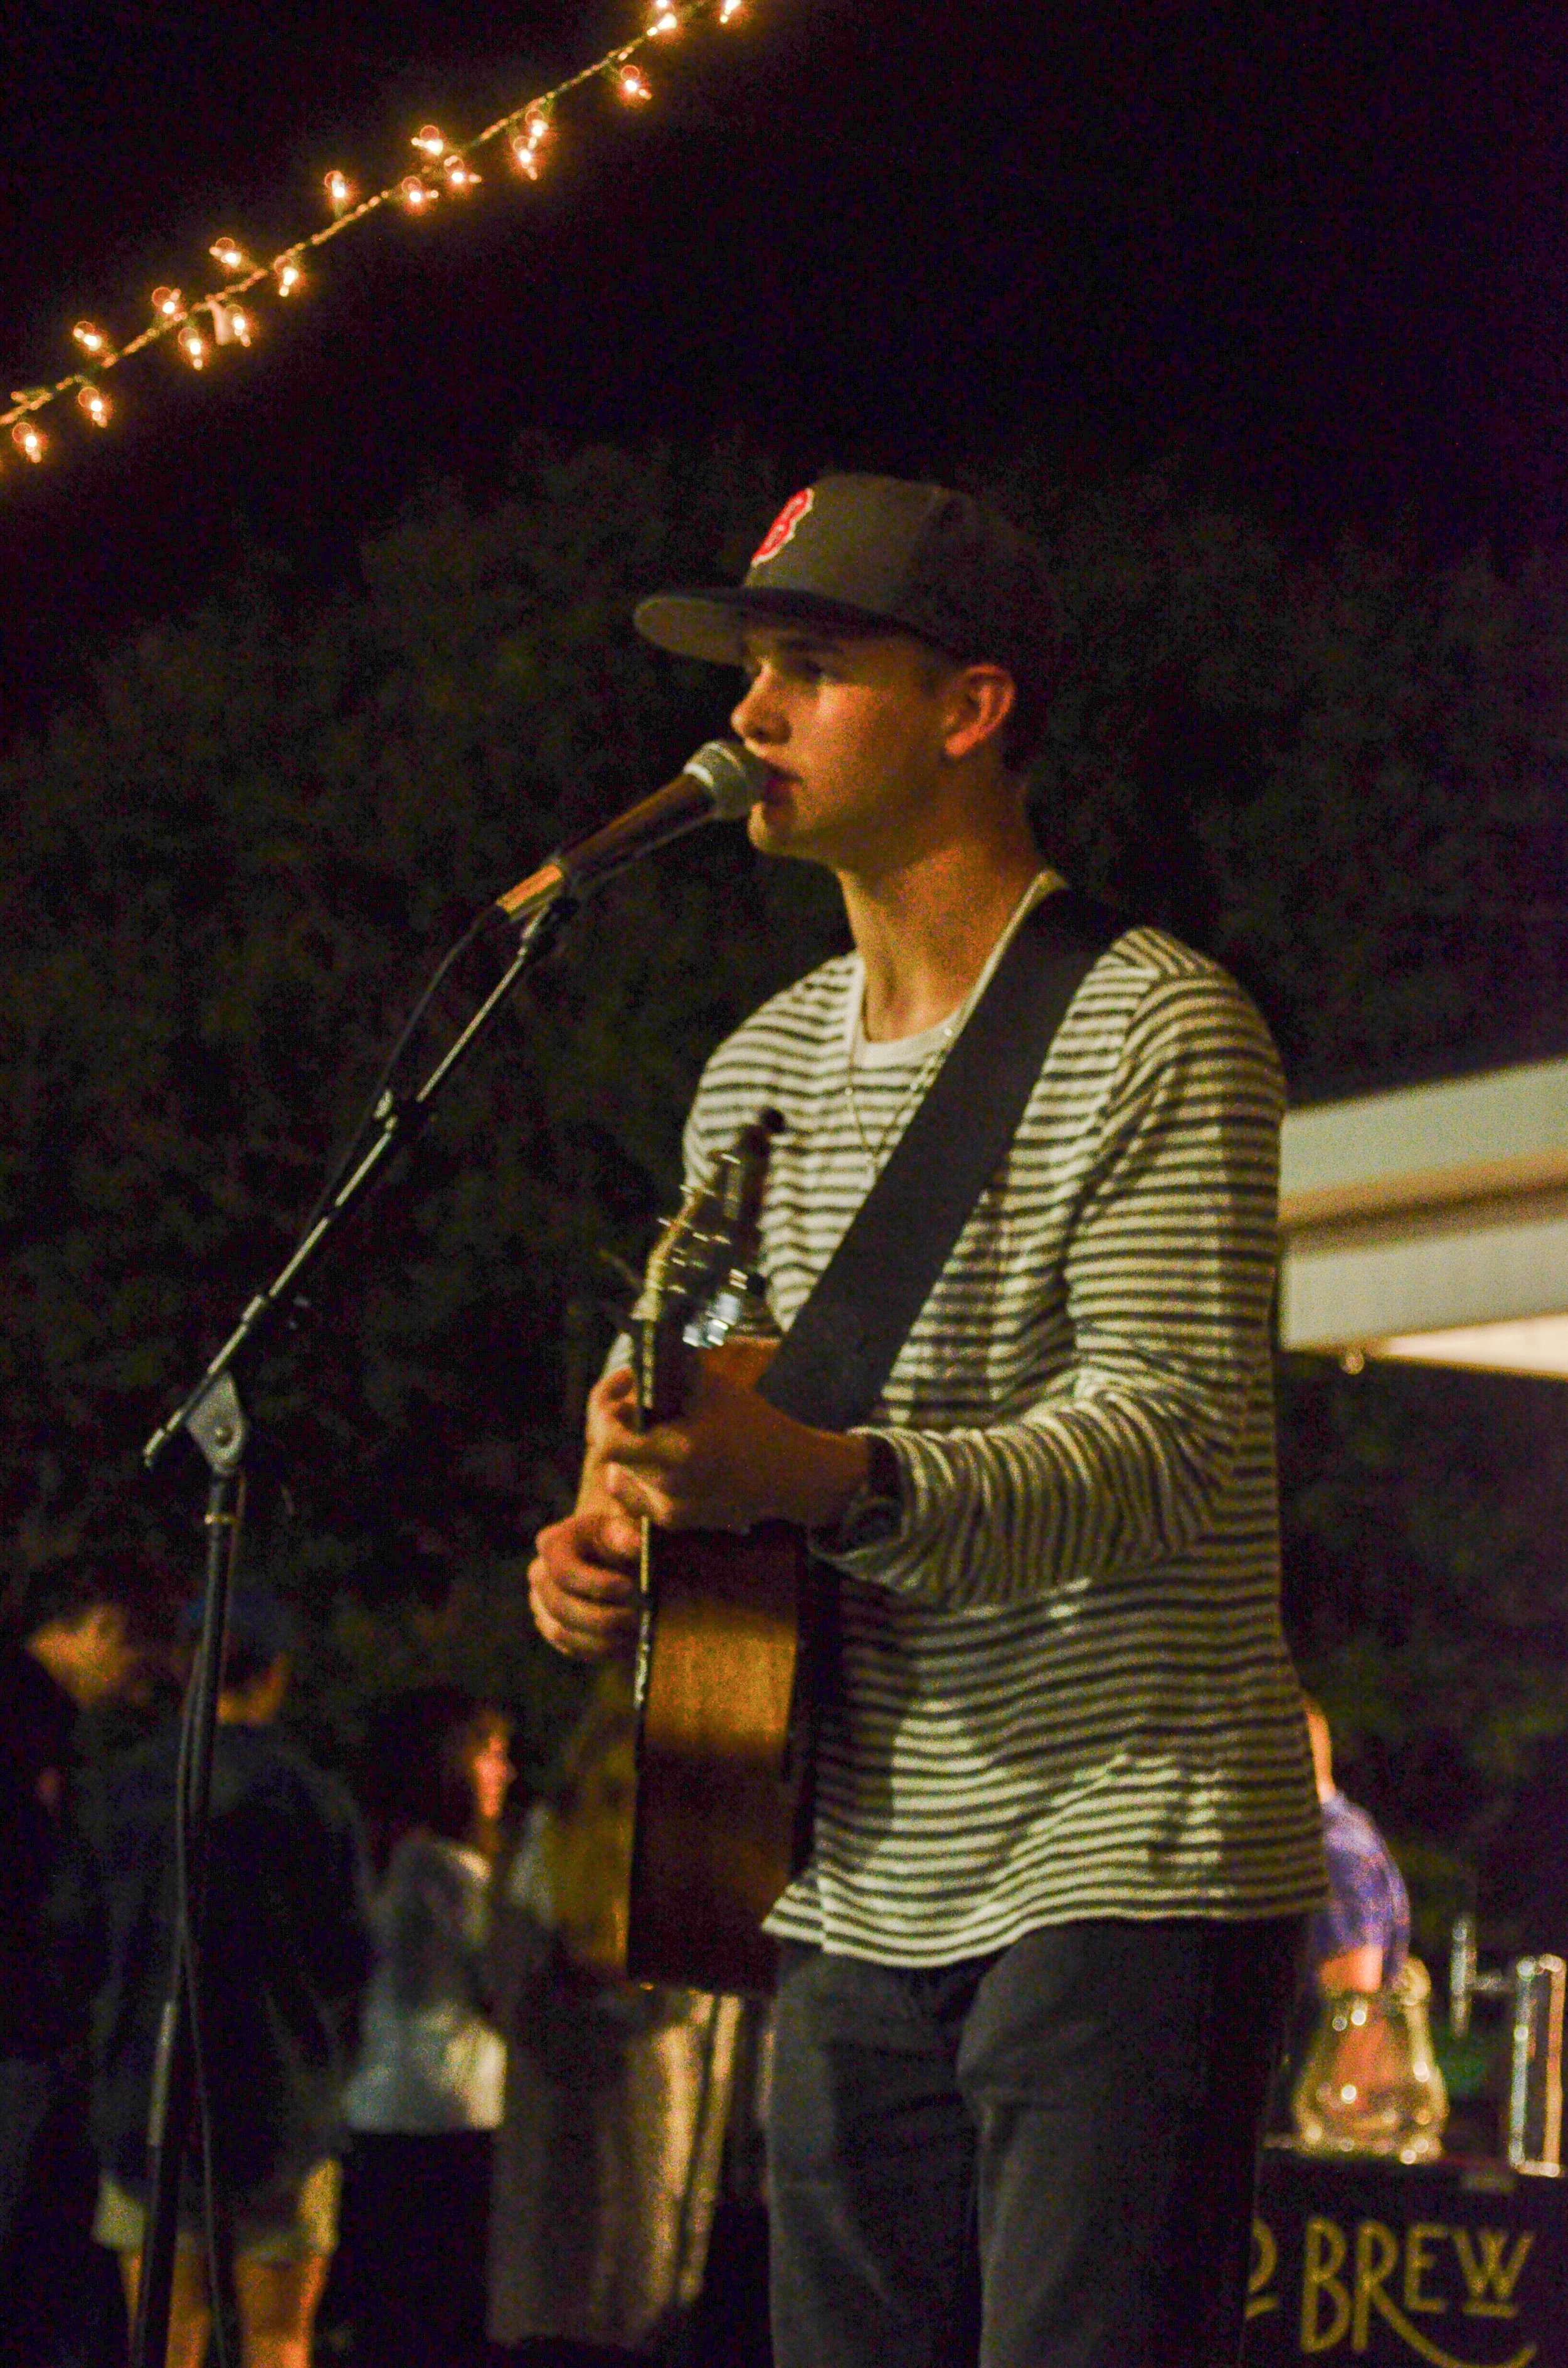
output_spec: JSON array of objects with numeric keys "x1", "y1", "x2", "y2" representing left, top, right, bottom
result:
[{"x1": 843, "y1": 868, "x2": 1065, "y2": 1072}]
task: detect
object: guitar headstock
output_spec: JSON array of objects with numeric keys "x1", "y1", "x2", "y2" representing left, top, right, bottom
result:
[{"x1": 633, "y1": 1108, "x2": 782, "y2": 1425}]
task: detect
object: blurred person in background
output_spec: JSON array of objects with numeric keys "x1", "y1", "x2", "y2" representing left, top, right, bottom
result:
[
  {"x1": 487, "y1": 1675, "x2": 741, "y2": 2367},
  {"x1": 91, "y1": 1586, "x2": 373, "y2": 2368},
  {"x1": 0, "y1": 1556, "x2": 147, "y2": 2367},
  {"x1": 337, "y1": 1684, "x2": 514, "y2": 2368},
  {"x1": 1303, "y1": 1694, "x2": 1409, "y2": 1994}
]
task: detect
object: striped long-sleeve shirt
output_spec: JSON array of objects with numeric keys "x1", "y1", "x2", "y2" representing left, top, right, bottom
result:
[{"x1": 679, "y1": 893, "x2": 1324, "y2": 1963}]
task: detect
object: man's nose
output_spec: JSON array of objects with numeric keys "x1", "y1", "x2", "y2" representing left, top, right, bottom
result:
[{"x1": 732, "y1": 669, "x2": 783, "y2": 744}]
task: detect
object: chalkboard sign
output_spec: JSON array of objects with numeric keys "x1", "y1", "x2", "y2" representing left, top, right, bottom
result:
[{"x1": 1244, "y1": 2147, "x2": 1565, "y2": 2367}]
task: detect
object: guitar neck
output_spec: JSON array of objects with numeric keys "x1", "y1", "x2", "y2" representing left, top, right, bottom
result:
[{"x1": 633, "y1": 1310, "x2": 692, "y2": 1430}]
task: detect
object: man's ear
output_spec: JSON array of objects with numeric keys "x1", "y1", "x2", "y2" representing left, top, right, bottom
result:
[{"x1": 941, "y1": 663, "x2": 1016, "y2": 760}]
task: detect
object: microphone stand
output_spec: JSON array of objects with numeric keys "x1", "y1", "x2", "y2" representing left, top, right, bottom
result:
[{"x1": 134, "y1": 895, "x2": 573, "y2": 2368}]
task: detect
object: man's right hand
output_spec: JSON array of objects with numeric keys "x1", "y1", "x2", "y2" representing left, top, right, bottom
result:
[{"x1": 529, "y1": 1492, "x2": 641, "y2": 1661}]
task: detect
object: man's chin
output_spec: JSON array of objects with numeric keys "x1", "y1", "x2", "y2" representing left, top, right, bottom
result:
[
  {"x1": 747, "y1": 805, "x2": 793, "y2": 855},
  {"x1": 747, "y1": 810, "x2": 820, "y2": 864}
]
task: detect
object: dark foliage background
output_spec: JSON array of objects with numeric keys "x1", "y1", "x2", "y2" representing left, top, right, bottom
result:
[{"x1": 3, "y1": 435, "x2": 1566, "y2": 1945}]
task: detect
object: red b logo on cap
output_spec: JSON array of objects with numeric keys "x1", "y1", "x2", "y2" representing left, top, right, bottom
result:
[{"x1": 752, "y1": 488, "x2": 813, "y2": 566}]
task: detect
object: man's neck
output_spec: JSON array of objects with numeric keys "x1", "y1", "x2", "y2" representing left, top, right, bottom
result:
[{"x1": 840, "y1": 831, "x2": 1046, "y2": 1042}]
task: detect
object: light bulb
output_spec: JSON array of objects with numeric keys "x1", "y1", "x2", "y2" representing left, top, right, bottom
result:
[
  {"x1": 209, "y1": 236, "x2": 248, "y2": 273},
  {"x1": 324, "y1": 169, "x2": 353, "y2": 215},
  {"x1": 650, "y1": 1, "x2": 681, "y2": 31},
  {"x1": 400, "y1": 176, "x2": 437, "y2": 212},
  {"x1": 412, "y1": 124, "x2": 447, "y2": 159},
  {"x1": 443, "y1": 154, "x2": 480, "y2": 193},
  {"x1": 13, "y1": 420, "x2": 46, "y2": 462},
  {"x1": 78, "y1": 384, "x2": 112, "y2": 427},
  {"x1": 617, "y1": 63, "x2": 653, "y2": 102},
  {"x1": 719, "y1": 0, "x2": 743, "y2": 18},
  {"x1": 178, "y1": 321, "x2": 208, "y2": 369},
  {"x1": 151, "y1": 285, "x2": 185, "y2": 322},
  {"x1": 73, "y1": 320, "x2": 110, "y2": 357},
  {"x1": 228, "y1": 306, "x2": 255, "y2": 348},
  {"x1": 275, "y1": 257, "x2": 305, "y2": 297},
  {"x1": 510, "y1": 101, "x2": 553, "y2": 177}
]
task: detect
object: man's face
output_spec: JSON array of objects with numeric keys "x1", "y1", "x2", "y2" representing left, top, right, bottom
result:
[
  {"x1": 465, "y1": 1718, "x2": 515, "y2": 1826},
  {"x1": 72, "y1": 1602, "x2": 139, "y2": 1710},
  {"x1": 730, "y1": 624, "x2": 960, "y2": 874}
]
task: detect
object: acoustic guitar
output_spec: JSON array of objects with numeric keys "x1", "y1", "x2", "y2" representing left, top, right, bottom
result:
[{"x1": 624, "y1": 1112, "x2": 817, "y2": 1995}]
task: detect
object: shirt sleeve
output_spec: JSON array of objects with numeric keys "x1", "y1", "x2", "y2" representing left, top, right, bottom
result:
[
  {"x1": 1311, "y1": 1795, "x2": 1411, "y2": 1972},
  {"x1": 825, "y1": 967, "x2": 1285, "y2": 1610}
]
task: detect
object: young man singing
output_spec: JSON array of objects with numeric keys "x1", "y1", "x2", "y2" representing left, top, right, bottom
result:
[{"x1": 529, "y1": 473, "x2": 1323, "y2": 2368}]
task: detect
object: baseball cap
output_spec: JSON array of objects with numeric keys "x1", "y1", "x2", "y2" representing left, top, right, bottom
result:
[{"x1": 633, "y1": 474, "x2": 1062, "y2": 713}]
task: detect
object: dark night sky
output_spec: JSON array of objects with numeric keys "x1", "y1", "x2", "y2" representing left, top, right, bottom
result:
[{"x1": 2, "y1": 0, "x2": 1562, "y2": 738}]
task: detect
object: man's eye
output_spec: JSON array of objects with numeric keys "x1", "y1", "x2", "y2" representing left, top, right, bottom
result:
[{"x1": 741, "y1": 651, "x2": 834, "y2": 685}]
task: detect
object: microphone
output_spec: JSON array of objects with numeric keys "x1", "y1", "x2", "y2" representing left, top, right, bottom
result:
[{"x1": 496, "y1": 740, "x2": 766, "y2": 925}]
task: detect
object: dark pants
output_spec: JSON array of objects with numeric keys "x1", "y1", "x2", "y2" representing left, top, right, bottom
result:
[
  {"x1": 768, "y1": 1916, "x2": 1303, "y2": 2368},
  {"x1": 0, "y1": 2053, "x2": 109, "y2": 2368},
  {"x1": 336, "y1": 2128, "x2": 494, "y2": 2368}
]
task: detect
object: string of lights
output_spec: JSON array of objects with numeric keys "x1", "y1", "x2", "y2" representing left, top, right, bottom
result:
[{"x1": 3, "y1": 0, "x2": 748, "y2": 475}]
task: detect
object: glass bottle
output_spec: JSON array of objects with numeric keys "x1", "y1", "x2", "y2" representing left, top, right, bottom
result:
[{"x1": 1291, "y1": 1955, "x2": 1449, "y2": 2163}]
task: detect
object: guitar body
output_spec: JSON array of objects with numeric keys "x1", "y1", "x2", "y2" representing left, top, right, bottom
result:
[{"x1": 627, "y1": 1334, "x2": 817, "y2": 1995}]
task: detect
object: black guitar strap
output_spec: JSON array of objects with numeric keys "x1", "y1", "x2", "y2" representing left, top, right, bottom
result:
[{"x1": 758, "y1": 886, "x2": 1125, "y2": 1434}]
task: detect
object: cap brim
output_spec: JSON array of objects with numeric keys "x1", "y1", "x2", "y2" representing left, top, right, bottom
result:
[{"x1": 633, "y1": 587, "x2": 901, "y2": 664}]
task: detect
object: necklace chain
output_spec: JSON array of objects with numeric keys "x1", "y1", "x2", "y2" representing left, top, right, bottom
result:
[{"x1": 844, "y1": 1016, "x2": 961, "y2": 1175}]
